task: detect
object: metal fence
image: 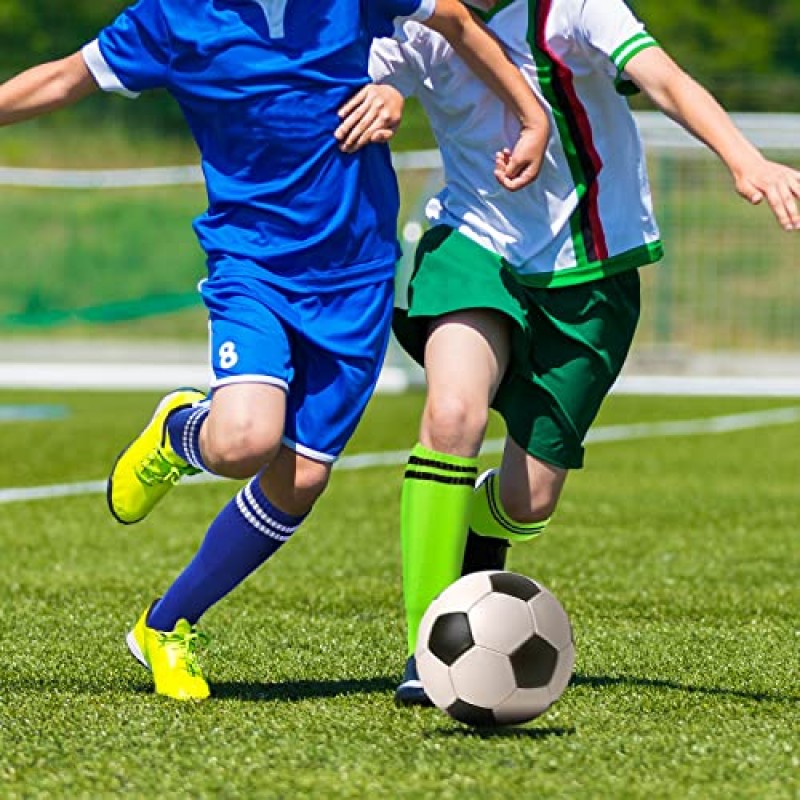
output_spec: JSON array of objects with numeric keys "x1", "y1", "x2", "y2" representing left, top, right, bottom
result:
[
  {"x1": 0, "y1": 113, "x2": 797, "y2": 384},
  {"x1": 390, "y1": 113, "x2": 800, "y2": 377}
]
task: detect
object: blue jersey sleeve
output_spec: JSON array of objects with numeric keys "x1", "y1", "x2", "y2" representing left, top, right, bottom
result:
[
  {"x1": 365, "y1": 0, "x2": 435, "y2": 39},
  {"x1": 96, "y1": 0, "x2": 171, "y2": 93}
]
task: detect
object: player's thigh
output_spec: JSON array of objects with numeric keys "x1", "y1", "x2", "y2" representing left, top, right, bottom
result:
[
  {"x1": 285, "y1": 279, "x2": 394, "y2": 462},
  {"x1": 425, "y1": 309, "x2": 512, "y2": 410},
  {"x1": 201, "y1": 271, "x2": 295, "y2": 467},
  {"x1": 393, "y1": 225, "x2": 528, "y2": 371},
  {"x1": 495, "y1": 269, "x2": 640, "y2": 470},
  {"x1": 202, "y1": 271, "x2": 295, "y2": 392}
]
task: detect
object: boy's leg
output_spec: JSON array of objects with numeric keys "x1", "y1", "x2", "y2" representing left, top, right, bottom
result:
[
  {"x1": 397, "y1": 443, "x2": 478, "y2": 704},
  {"x1": 135, "y1": 276, "x2": 392, "y2": 700},
  {"x1": 131, "y1": 446, "x2": 327, "y2": 701},
  {"x1": 397, "y1": 310, "x2": 508, "y2": 704},
  {"x1": 108, "y1": 380, "x2": 290, "y2": 525},
  {"x1": 465, "y1": 269, "x2": 643, "y2": 574},
  {"x1": 464, "y1": 444, "x2": 566, "y2": 574},
  {"x1": 108, "y1": 270, "x2": 294, "y2": 525},
  {"x1": 147, "y1": 451, "x2": 321, "y2": 631}
]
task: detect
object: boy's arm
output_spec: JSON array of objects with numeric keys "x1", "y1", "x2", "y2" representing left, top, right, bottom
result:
[
  {"x1": 424, "y1": 0, "x2": 548, "y2": 190},
  {"x1": 625, "y1": 47, "x2": 800, "y2": 231},
  {"x1": 0, "y1": 53, "x2": 98, "y2": 127}
]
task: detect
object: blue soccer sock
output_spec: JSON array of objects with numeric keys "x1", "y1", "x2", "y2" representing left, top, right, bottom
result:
[
  {"x1": 167, "y1": 402, "x2": 211, "y2": 472},
  {"x1": 147, "y1": 476, "x2": 306, "y2": 631}
]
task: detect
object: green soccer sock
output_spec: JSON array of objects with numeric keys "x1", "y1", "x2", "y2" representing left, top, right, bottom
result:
[
  {"x1": 470, "y1": 469, "x2": 551, "y2": 543},
  {"x1": 401, "y1": 443, "x2": 478, "y2": 656}
]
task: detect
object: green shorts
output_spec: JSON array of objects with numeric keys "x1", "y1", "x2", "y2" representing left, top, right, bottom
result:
[{"x1": 393, "y1": 226, "x2": 641, "y2": 469}]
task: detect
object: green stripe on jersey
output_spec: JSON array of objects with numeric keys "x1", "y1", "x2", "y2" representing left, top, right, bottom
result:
[
  {"x1": 611, "y1": 32, "x2": 659, "y2": 72},
  {"x1": 527, "y1": 1, "x2": 591, "y2": 267},
  {"x1": 517, "y1": 241, "x2": 664, "y2": 289}
]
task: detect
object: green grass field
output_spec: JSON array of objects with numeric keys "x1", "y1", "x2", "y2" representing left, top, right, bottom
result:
[{"x1": 0, "y1": 389, "x2": 797, "y2": 798}]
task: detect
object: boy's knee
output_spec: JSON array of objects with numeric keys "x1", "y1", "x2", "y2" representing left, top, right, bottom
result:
[
  {"x1": 202, "y1": 417, "x2": 281, "y2": 479},
  {"x1": 423, "y1": 395, "x2": 488, "y2": 454}
]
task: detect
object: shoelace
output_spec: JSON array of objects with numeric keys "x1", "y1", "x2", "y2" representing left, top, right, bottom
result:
[
  {"x1": 136, "y1": 447, "x2": 194, "y2": 486},
  {"x1": 157, "y1": 628, "x2": 210, "y2": 677}
]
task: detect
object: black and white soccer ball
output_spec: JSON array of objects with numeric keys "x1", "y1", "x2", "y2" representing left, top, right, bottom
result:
[{"x1": 416, "y1": 570, "x2": 575, "y2": 727}]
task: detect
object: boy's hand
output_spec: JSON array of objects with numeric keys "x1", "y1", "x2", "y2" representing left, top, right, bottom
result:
[
  {"x1": 493, "y1": 125, "x2": 548, "y2": 192},
  {"x1": 733, "y1": 156, "x2": 800, "y2": 232},
  {"x1": 335, "y1": 84, "x2": 405, "y2": 154}
]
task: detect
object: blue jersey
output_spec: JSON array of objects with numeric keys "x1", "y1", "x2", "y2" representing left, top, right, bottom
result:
[{"x1": 84, "y1": 0, "x2": 435, "y2": 290}]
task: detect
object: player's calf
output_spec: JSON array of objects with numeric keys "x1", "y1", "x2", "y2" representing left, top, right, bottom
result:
[{"x1": 461, "y1": 468, "x2": 550, "y2": 575}]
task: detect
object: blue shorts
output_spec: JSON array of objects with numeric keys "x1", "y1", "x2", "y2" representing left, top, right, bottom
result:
[{"x1": 200, "y1": 265, "x2": 394, "y2": 462}]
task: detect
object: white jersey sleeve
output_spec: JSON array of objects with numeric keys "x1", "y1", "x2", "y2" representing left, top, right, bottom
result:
[
  {"x1": 577, "y1": 0, "x2": 658, "y2": 84},
  {"x1": 369, "y1": 23, "x2": 429, "y2": 98}
]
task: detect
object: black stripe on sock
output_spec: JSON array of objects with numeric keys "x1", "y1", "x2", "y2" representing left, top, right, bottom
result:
[
  {"x1": 407, "y1": 454, "x2": 478, "y2": 475},
  {"x1": 485, "y1": 473, "x2": 539, "y2": 536},
  {"x1": 404, "y1": 470, "x2": 477, "y2": 487}
]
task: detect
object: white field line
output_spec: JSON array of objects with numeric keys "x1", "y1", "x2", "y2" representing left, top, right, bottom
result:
[{"x1": 0, "y1": 406, "x2": 798, "y2": 507}]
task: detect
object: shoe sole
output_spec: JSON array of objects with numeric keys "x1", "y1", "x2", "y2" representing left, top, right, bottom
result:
[
  {"x1": 106, "y1": 388, "x2": 203, "y2": 525},
  {"x1": 394, "y1": 679, "x2": 434, "y2": 707},
  {"x1": 395, "y1": 692, "x2": 434, "y2": 707},
  {"x1": 126, "y1": 630, "x2": 151, "y2": 671}
]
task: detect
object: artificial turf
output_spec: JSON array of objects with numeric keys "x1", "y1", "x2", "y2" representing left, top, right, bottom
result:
[{"x1": 0, "y1": 390, "x2": 797, "y2": 798}]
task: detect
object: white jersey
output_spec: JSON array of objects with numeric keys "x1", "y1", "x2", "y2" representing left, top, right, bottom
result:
[{"x1": 370, "y1": 0, "x2": 664, "y2": 287}]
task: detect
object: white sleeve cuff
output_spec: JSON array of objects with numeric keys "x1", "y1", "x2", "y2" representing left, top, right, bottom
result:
[{"x1": 81, "y1": 40, "x2": 140, "y2": 99}]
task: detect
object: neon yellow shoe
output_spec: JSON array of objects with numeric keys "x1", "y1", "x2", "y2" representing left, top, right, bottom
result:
[
  {"x1": 107, "y1": 388, "x2": 206, "y2": 525},
  {"x1": 127, "y1": 603, "x2": 211, "y2": 701}
]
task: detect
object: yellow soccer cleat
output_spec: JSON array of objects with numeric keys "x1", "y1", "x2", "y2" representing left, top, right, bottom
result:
[
  {"x1": 127, "y1": 603, "x2": 211, "y2": 701},
  {"x1": 107, "y1": 388, "x2": 206, "y2": 525}
]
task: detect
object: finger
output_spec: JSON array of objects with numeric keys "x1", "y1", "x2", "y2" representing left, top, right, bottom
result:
[
  {"x1": 778, "y1": 181, "x2": 800, "y2": 228},
  {"x1": 737, "y1": 178, "x2": 764, "y2": 206},
  {"x1": 337, "y1": 98, "x2": 376, "y2": 150},
  {"x1": 336, "y1": 107, "x2": 370, "y2": 146},
  {"x1": 791, "y1": 176, "x2": 800, "y2": 229},
  {"x1": 337, "y1": 87, "x2": 370, "y2": 119},
  {"x1": 334, "y1": 113, "x2": 358, "y2": 142},
  {"x1": 764, "y1": 183, "x2": 796, "y2": 232},
  {"x1": 776, "y1": 183, "x2": 800, "y2": 230},
  {"x1": 370, "y1": 129, "x2": 393, "y2": 144},
  {"x1": 335, "y1": 96, "x2": 372, "y2": 143},
  {"x1": 342, "y1": 107, "x2": 379, "y2": 153},
  {"x1": 502, "y1": 154, "x2": 529, "y2": 182},
  {"x1": 497, "y1": 163, "x2": 538, "y2": 192}
]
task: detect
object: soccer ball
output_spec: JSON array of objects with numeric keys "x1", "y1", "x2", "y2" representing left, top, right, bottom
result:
[{"x1": 416, "y1": 570, "x2": 575, "y2": 727}]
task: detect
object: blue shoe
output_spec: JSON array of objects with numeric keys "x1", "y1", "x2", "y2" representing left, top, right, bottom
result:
[{"x1": 394, "y1": 655, "x2": 433, "y2": 707}]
